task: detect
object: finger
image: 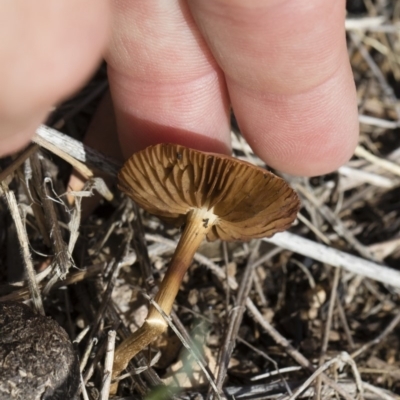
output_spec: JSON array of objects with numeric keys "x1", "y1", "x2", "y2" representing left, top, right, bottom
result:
[
  {"x1": 0, "y1": 0, "x2": 109, "y2": 156},
  {"x1": 188, "y1": 0, "x2": 359, "y2": 176},
  {"x1": 106, "y1": 0, "x2": 231, "y2": 158}
]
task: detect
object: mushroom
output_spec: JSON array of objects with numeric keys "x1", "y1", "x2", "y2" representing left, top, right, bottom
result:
[{"x1": 113, "y1": 143, "x2": 300, "y2": 383}]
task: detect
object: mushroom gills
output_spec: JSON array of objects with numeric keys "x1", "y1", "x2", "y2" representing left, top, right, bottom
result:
[{"x1": 112, "y1": 143, "x2": 300, "y2": 393}]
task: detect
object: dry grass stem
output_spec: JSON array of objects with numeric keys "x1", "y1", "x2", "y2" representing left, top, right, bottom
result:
[
  {"x1": 0, "y1": 180, "x2": 44, "y2": 315},
  {"x1": 34, "y1": 124, "x2": 121, "y2": 176},
  {"x1": 215, "y1": 242, "x2": 261, "y2": 393},
  {"x1": 355, "y1": 145, "x2": 400, "y2": 177},
  {"x1": 315, "y1": 267, "x2": 341, "y2": 399},
  {"x1": 100, "y1": 330, "x2": 116, "y2": 400},
  {"x1": 0, "y1": 144, "x2": 39, "y2": 183},
  {"x1": 246, "y1": 299, "x2": 355, "y2": 400},
  {"x1": 33, "y1": 131, "x2": 94, "y2": 180},
  {"x1": 147, "y1": 294, "x2": 222, "y2": 400},
  {"x1": 265, "y1": 232, "x2": 400, "y2": 288},
  {"x1": 351, "y1": 310, "x2": 400, "y2": 360}
]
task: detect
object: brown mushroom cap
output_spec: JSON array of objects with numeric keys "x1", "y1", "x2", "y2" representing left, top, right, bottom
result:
[
  {"x1": 118, "y1": 143, "x2": 300, "y2": 242},
  {"x1": 113, "y1": 143, "x2": 300, "y2": 385}
]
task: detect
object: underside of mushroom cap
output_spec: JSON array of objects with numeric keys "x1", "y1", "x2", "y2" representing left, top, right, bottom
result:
[{"x1": 118, "y1": 143, "x2": 300, "y2": 242}]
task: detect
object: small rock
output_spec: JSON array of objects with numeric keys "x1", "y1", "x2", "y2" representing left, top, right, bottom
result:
[{"x1": 0, "y1": 302, "x2": 80, "y2": 400}]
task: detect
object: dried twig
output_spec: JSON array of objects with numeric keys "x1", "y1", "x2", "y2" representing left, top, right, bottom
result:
[
  {"x1": 246, "y1": 298, "x2": 355, "y2": 400},
  {"x1": 215, "y1": 242, "x2": 261, "y2": 393},
  {"x1": 100, "y1": 330, "x2": 116, "y2": 400},
  {"x1": 80, "y1": 374, "x2": 90, "y2": 400},
  {"x1": 147, "y1": 294, "x2": 222, "y2": 400},
  {"x1": 285, "y1": 354, "x2": 353, "y2": 400},
  {"x1": 0, "y1": 144, "x2": 39, "y2": 183},
  {"x1": 33, "y1": 131, "x2": 94, "y2": 179},
  {"x1": 29, "y1": 152, "x2": 73, "y2": 287},
  {"x1": 336, "y1": 295, "x2": 356, "y2": 350},
  {"x1": 264, "y1": 232, "x2": 400, "y2": 288},
  {"x1": 315, "y1": 267, "x2": 341, "y2": 399},
  {"x1": 0, "y1": 181, "x2": 44, "y2": 315},
  {"x1": 80, "y1": 337, "x2": 98, "y2": 373},
  {"x1": 362, "y1": 381, "x2": 398, "y2": 400},
  {"x1": 296, "y1": 183, "x2": 378, "y2": 261},
  {"x1": 355, "y1": 145, "x2": 400, "y2": 177},
  {"x1": 33, "y1": 125, "x2": 121, "y2": 176},
  {"x1": 351, "y1": 309, "x2": 400, "y2": 359}
]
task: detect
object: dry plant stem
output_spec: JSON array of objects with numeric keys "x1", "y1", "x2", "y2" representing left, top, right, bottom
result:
[
  {"x1": 80, "y1": 338, "x2": 97, "y2": 373},
  {"x1": 42, "y1": 178, "x2": 71, "y2": 280},
  {"x1": 130, "y1": 203, "x2": 154, "y2": 289},
  {"x1": 215, "y1": 242, "x2": 260, "y2": 394},
  {"x1": 295, "y1": 184, "x2": 377, "y2": 261},
  {"x1": 336, "y1": 296, "x2": 355, "y2": 350},
  {"x1": 351, "y1": 309, "x2": 400, "y2": 359},
  {"x1": 0, "y1": 263, "x2": 105, "y2": 302},
  {"x1": 287, "y1": 352, "x2": 364, "y2": 400},
  {"x1": 264, "y1": 232, "x2": 400, "y2": 288},
  {"x1": 222, "y1": 242, "x2": 231, "y2": 317},
  {"x1": 80, "y1": 375, "x2": 90, "y2": 400},
  {"x1": 33, "y1": 125, "x2": 116, "y2": 204},
  {"x1": 0, "y1": 181, "x2": 45, "y2": 315},
  {"x1": 82, "y1": 336, "x2": 110, "y2": 388},
  {"x1": 100, "y1": 330, "x2": 116, "y2": 400},
  {"x1": 362, "y1": 382, "x2": 397, "y2": 400},
  {"x1": 224, "y1": 381, "x2": 359, "y2": 399},
  {"x1": 24, "y1": 158, "x2": 51, "y2": 247},
  {"x1": 351, "y1": 31, "x2": 400, "y2": 120},
  {"x1": 0, "y1": 240, "x2": 173, "y2": 303},
  {"x1": 286, "y1": 356, "x2": 347, "y2": 400},
  {"x1": 358, "y1": 114, "x2": 399, "y2": 129},
  {"x1": 170, "y1": 310, "x2": 207, "y2": 367},
  {"x1": 0, "y1": 143, "x2": 39, "y2": 183},
  {"x1": 345, "y1": 16, "x2": 386, "y2": 30},
  {"x1": 315, "y1": 267, "x2": 341, "y2": 400},
  {"x1": 246, "y1": 299, "x2": 355, "y2": 400},
  {"x1": 147, "y1": 295, "x2": 221, "y2": 400},
  {"x1": 85, "y1": 230, "x2": 132, "y2": 368},
  {"x1": 33, "y1": 131, "x2": 94, "y2": 180},
  {"x1": 297, "y1": 212, "x2": 331, "y2": 245},
  {"x1": 355, "y1": 145, "x2": 400, "y2": 177},
  {"x1": 112, "y1": 208, "x2": 215, "y2": 385},
  {"x1": 33, "y1": 125, "x2": 121, "y2": 176}
]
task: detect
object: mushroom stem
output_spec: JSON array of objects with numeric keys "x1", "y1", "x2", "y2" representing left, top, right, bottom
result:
[{"x1": 111, "y1": 208, "x2": 216, "y2": 389}]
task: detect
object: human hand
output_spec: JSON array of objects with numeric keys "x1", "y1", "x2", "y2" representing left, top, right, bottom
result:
[
  {"x1": 0, "y1": 0, "x2": 358, "y2": 177},
  {"x1": 0, "y1": 0, "x2": 109, "y2": 157}
]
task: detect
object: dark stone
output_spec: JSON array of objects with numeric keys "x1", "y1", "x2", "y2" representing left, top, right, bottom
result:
[{"x1": 0, "y1": 302, "x2": 79, "y2": 400}]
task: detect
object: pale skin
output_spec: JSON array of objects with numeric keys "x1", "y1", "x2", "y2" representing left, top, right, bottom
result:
[{"x1": 0, "y1": 0, "x2": 358, "y2": 177}]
